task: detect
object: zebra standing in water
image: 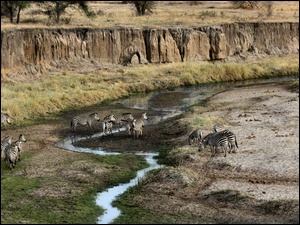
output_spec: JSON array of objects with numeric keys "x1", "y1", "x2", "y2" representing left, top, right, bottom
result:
[
  {"x1": 70, "y1": 113, "x2": 100, "y2": 132},
  {"x1": 102, "y1": 114, "x2": 117, "y2": 135},
  {"x1": 1, "y1": 113, "x2": 12, "y2": 126},
  {"x1": 188, "y1": 129, "x2": 203, "y2": 145},
  {"x1": 1, "y1": 136, "x2": 12, "y2": 158},
  {"x1": 132, "y1": 112, "x2": 148, "y2": 138},
  {"x1": 4, "y1": 134, "x2": 27, "y2": 169},
  {"x1": 198, "y1": 132, "x2": 229, "y2": 157}
]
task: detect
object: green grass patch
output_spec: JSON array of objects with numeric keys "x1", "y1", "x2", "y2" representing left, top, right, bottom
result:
[{"x1": 1, "y1": 152, "x2": 148, "y2": 224}]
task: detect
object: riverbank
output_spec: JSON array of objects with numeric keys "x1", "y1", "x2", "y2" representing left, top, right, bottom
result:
[
  {"x1": 1, "y1": 78, "x2": 298, "y2": 223},
  {"x1": 110, "y1": 79, "x2": 299, "y2": 223}
]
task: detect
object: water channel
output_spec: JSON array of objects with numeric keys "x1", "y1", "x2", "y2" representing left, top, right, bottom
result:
[{"x1": 55, "y1": 75, "x2": 297, "y2": 224}]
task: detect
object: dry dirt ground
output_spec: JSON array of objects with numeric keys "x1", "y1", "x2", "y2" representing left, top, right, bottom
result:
[{"x1": 1, "y1": 80, "x2": 299, "y2": 223}]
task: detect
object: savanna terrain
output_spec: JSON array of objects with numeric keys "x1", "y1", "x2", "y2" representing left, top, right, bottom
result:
[{"x1": 1, "y1": 1, "x2": 299, "y2": 224}]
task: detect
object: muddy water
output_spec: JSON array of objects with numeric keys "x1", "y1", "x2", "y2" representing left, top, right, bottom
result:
[{"x1": 55, "y1": 75, "x2": 297, "y2": 224}]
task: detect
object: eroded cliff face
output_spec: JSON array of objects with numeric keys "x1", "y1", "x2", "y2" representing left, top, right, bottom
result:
[{"x1": 1, "y1": 22, "x2": 298, "y2": 77}]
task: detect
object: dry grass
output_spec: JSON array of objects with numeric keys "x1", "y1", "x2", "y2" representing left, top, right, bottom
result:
[
  {"x1": 1, "y1": 57, "x2": 298, "y2": 125},
  {"x1": 1, "y1": 1, "x2": 299, "y2": 30}
]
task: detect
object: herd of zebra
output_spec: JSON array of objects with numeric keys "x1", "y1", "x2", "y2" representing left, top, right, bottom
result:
[
  {"x1": 188, "y1": 123, "x2": 238, "y2": 157},
  {"x1": 1, "y1": 113, "x2": 27, "y2": 170},
  {"x1": 70, "y1": 111, "x2": 149, "y2": 138},
  {"x1": 1, "y1": 111, "x2": 238, "y2": 170}
]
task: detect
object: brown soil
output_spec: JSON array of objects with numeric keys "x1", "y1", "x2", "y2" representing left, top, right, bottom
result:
[{"x1": 1, "y1": 80, "x2": 299, "y2": 223}]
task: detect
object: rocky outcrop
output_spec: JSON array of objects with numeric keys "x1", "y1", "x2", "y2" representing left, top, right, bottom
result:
[{"x1": 1, "y1": 22, "x2": 298, "y2": 77}]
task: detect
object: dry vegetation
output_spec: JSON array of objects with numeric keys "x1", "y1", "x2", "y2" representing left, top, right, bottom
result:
[
  {"x1": 1, "y1": 1, "x2": 299, "y2": 30},
  {"x1": 1, "y1": 57, "x2": 298, "y2": 126},
  {"x1": 1, "y1": 1, "x2": 299, "y2": 224}
]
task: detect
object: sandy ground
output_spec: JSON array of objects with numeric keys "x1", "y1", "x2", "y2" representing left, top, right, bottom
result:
[
  {"x1": 1, "y1": 80, "x2": 299, "y2": 223},
  {"x1": 200, "y1": 82, "x2": 299, "y2": 201}
]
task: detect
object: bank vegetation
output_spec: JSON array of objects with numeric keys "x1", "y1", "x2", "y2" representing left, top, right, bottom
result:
[{"x1": 1, "y1": 56, "x2": 298, "y2": 127}]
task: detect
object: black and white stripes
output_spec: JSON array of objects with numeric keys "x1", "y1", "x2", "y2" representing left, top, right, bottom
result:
[
  {"x1": 2, "y1": 134, "x2": 27, "y2": 170},
  {"x1": 195, "y1": 124, "x2": 238, "y2": 157},
  {"x1": 70, "y1": 112, "x2": 100, "y2": 132}
]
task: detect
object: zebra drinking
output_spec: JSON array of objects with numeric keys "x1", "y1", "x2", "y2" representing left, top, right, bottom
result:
[
  {"x1": 70, "y1": 113, "x2": 100, "y2": 132},
  {"x1": 132, "y1": 112, "x2": 148, "y2": 138},
  {"x1": 188, "y1": 129, "x2": 203, "y2": 145},
  {"x1": 199, "y1": 132, "x2": 229, "y2": 157},
  {"x1": 1, "y1": 113, "x2": 12, "y2": 126}
]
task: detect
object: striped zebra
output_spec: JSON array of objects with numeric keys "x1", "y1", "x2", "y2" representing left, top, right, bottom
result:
[
  {"x1": 102, "y1": 114, "x2": 117, "y2": 135},
  {"x1": 198, "y1": 132, "x2": 229, "y2": 157},
  {"x1": 116, "y1": 113, "x2": 135, "y2": 131},
  {"x1": 4, "y1": 144, "x2": 19, "y2": 169},
  {"x1": 1, "y1": 136, "x2": 12, "y2": 158},
  {"x1": 1, "y1": 113, "x2": 12, "y2": 125},
  {"x1": 132, "y1": 112, "x2": 148, "y2": 138},
  {"x1": 213, "y1": 123, "x2": 225, "y2": 132},
  {"x1": 4, "y1": 134, "x2": 27, "y2": 169},
  {"x1": 70, "y1": 112, "x2": 100, "y2": 132},
  {"x1": 188, "y1": 129, "x2": 203, "y2": 145},
  {"x1": 216, "y1": 129, "x2": 238, "y2": 153}
]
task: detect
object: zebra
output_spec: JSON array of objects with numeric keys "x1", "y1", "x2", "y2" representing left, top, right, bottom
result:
[
  {"x1": 216, "y1": 129, "x2": 238, "y2": 153},
  {"x1": 102, "y1": 114, "x2": 117, "y2": 135},
  {"x1": 116, "y1": 113, "x2": 135, "y2": 131},
  {"x1": 1, "y1": 113, "x2": 12, "y2": 125},
  {"x1": 198, "y1": 132, "x2": 229, "y2": 157},
  {"x1": 213, "y1": 123, "x2": 225, "y2": 132},
  {"x1": 132, "y1": 112, "x2": 148, "y2": 138},
  {"x1": 3, "y1": 134, "x2": 26, "y2": 169},
  {"x1": 4, "y1": 144, "x2": 19, "y2": 169},
  {"x1": 188, "y1": 129, "x2": 203, "y2": 145},
  {"x1": 70, "y1": 112, "x2": 100, "y2": 132},
  {"x1": 1, "y1": 136, "x2": 12, "y2": 158}
]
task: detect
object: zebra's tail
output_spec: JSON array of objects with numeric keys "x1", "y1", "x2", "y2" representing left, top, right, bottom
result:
[
  {"x1": 70, "y1": 120, "x2": 73, "y2": 129},
  {"x1": 235, "y1": 139, "x2": 238, "y2": 148}
]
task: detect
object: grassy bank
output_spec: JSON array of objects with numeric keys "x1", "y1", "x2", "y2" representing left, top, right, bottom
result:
[
  {"x1": 1, "y1": 56, "x2": 298, "y2": 128},
  {"x1": 1, "y1": 152, "x2": 148, "y2": 224}
]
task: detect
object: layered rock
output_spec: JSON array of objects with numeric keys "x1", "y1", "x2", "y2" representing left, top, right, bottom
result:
[{"x1": 1, "y1": 22, "x2": 298, "y2": 77}]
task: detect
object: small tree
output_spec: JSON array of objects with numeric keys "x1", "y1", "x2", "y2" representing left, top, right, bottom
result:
[
  {"x1": 1, "y1": 1, "x2": 31, "y2": 23},
  {"x1": 130, "y1": 1, "x2": 156, "y2": 16},
  {"x1": 230, "y1": 1, "x2": 260, "y2": 10},
  {"x1": 38, "y1": 1, "x2": 95, "y2": 24}
]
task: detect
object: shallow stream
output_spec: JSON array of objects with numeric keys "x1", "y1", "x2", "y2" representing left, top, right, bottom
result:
[{"x1": 55, "y1": 75, "x2": 297, "y2": 224}]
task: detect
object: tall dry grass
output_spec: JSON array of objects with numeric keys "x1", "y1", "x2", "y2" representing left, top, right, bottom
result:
[
  {"x1": 1, "y1": 57, "x2": 298, "y2": 126},
  {"x1": 1, "y1": 1, "x2": 299, "y2": 30}
]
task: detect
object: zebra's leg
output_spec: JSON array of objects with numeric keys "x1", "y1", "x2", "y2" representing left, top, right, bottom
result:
[
  {"x1": 223, "y1": 145, "x2": 227, "y2": 157},
  {"x1": 210, "y1": 146, "x2": 215, "y2": 157},
  {"x1": 88, "y1": 122, "x2": 94, "y2": 132}
]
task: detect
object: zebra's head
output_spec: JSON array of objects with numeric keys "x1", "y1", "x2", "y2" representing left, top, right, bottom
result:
[
  {"x1": 108, "y1": 114, "x2": 117, "y2": 123},
  {"x1": 19, "y1": 134, "x2": 27, "y2": 143},
  {"x1": 198, "y1": 141, "x2": 206, "y2": 152},
  {"x1": 141, "y1": 112, "x2": 148, "y2": 120},
  {"x1": 92, "y1": 113, "x2": 100, "y2": 121}
]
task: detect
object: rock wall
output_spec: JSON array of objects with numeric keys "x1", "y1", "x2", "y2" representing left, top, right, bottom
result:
[{"x1": 1, "y1": 22, "x2": 298, "y2": 77}]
